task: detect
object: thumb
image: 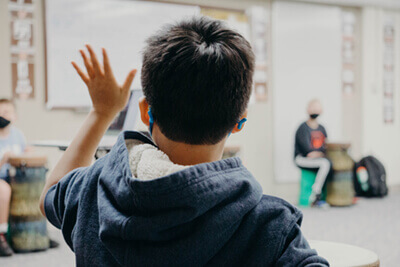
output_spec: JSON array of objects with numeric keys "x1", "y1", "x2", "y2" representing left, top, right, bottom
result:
[{"x1": 122, "y1": 69, "x2": 137, "y2": 91}]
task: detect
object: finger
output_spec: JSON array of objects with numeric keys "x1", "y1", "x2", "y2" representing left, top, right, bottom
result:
[
  {"x1": 71, "y1": 61, "x2": 90, "y2": 84},
  {"x1": 122, "y1": 69, "x2": 137, "y2": 91},
  {"x1": 102, "y1": 48, "x2": 114, "y2": 76},
  {"x1": 80, "y1": 50, "x2": 95, "y2": 79},
  {"x1": 86, "y1": 44, "x2": 104, "y2": 75}
]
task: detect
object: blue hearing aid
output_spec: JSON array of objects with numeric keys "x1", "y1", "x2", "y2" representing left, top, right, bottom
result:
[
  {"x1": 148, "y1": 107, "x2": 154, "y2": 135},
  {"x1": 237, "y1": 118, "x2": 247, "y2": 130},
  {"x1": 228, "y1": 118, "x2": 247, "y2": 137}
]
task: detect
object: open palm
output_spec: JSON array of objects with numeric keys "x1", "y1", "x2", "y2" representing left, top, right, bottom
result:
[{"x1": 71, "y1": 44, "x2": 137, "y2": 117}]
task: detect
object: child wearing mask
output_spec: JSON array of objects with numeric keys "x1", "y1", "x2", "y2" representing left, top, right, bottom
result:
[
  {"x1": 0, "y1": 98, "x2": 26, "y2": 256},
  {"x1": 294, "y1": 99, "x2": 331, "y2": 208},
  {"x1": 0, "y1": 98, "x2": 58, "y2": 256}
]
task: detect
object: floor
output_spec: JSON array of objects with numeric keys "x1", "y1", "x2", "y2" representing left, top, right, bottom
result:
[
  {"x1": 0, "y1": 226, "x2": 75, "y2": 267},
  {"x1": 301, "y1": 190, "x2": 400, "y2": 266},
  {"x1": 0, "y1": 191, "x2": 398, "y2": 267}
]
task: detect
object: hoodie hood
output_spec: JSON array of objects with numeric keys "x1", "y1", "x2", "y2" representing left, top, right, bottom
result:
[{"x1": 97, "y1": 131, "x2": 263, "y2": 266}]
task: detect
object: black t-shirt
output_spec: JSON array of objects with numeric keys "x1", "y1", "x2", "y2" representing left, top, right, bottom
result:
[{"x1": 294, "y1": 122, "x2": 328, "y2": 158}]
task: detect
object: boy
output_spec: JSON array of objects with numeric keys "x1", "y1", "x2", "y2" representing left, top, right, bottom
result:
[
  {"x1": 294, "y1": 99, "x2": 331, "y2": 208},
  {"x1": 0, "y1": 99, "x2": 26, "y2": 256},
  {"x1": 40, "y1": 17, "x2": 329, "y2": 266}
]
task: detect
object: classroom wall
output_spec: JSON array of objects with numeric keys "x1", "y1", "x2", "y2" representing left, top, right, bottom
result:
[{"x1": 1, "y1": 0, "x2": 399, "y2": 206}]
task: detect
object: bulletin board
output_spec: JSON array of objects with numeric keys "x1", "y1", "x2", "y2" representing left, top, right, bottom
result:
[{"x1": 9, "y1": 0, "x2": 35, "y2": 99}]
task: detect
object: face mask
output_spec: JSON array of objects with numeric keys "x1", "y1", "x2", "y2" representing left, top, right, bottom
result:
[
  {"x1": 310, "y1": 114, "x2": 319, "y2": 119},
  {"x1": 0, "y1": 116, "x2": 10, "y2": 129}
]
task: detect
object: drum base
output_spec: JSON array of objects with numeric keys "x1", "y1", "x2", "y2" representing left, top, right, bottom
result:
[
  {"x1": 9, "y1": 219, "x2": 50, "y2": 253},
  {"x1": 326, "y1": 171, "x2": 355, "y2": 207},
  {"x1": 8, "y1": 164, "x2": 50, "y2": 253}
]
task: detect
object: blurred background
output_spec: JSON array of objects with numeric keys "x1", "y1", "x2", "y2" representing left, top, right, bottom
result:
[{"x1": 0, "y1": 0, "x2": 399, "y2": 266}]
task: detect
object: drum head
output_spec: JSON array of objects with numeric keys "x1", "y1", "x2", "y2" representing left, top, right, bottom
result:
[
  {"x1": 326, "y1": 142, "x2": 351, "y2": 150},
  {"x1": 8, "y1": 155, "x2": 47, "y2": 167}
]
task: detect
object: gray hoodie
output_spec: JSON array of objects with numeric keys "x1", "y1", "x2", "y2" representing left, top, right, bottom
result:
[{"x1": 44, "y1": 131, "x2": 329, "y2": 266}]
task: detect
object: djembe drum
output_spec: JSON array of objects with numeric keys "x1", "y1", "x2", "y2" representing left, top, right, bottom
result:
[
  {"x1": 325, "y1": 143, "x2": 355, "y2": 206},
  {"x1": 8, "y1": 155, "x2": 50, "y2": 253}
]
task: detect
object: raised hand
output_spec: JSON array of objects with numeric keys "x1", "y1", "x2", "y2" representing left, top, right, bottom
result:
[
  {"x1": 71, "y1": 44, "x2": 137, "y2": 118},
  {"x1": 41, "y1": 46, "x2": 137, "y2": 217}
]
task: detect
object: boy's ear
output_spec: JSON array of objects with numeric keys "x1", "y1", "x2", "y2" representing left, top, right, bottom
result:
[
  {"x1": 139, "y1": 97, "x2": 150, "y2": 127},
  {"x1": 231, "y1": 110, "x2": 248, "y2": 134}
]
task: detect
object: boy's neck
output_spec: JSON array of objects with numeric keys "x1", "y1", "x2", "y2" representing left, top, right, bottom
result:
[
  {"x1": 306, "y1": 119, "x2": 319, "y2": 129},
  {"x1": 0, "y1": 126, "x2": 11, "y2": 138},
  {"x1": 152, "y1": 127, "x2": 226, "y2": 166}
]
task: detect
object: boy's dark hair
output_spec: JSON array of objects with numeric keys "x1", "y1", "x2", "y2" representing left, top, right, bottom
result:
[
  {"x1": 0, "y1": 98, "x2": 15, "y2": 107},
  {"x1": 141, "y1": 16, "x2": 255, "y2": 145}
]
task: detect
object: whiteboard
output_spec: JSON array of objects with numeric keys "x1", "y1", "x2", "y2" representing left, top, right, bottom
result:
[
  {"x1": 272, "y1": 1, "x2": 343, "y2": 182},
  {"x1": 45, "y1": 0, "x2": 200, "y2": 109}
]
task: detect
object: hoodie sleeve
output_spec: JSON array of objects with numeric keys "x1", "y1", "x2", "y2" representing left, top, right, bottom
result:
[
  {"x1": 275, "y1": 214, "x2": 329, "y2": 267},
  {"x1": 295, "y1": 124, "x2": 312, "y2": 157},
  {"x1": 44, "y1": 167, "x2": 89, "y2": 239}
]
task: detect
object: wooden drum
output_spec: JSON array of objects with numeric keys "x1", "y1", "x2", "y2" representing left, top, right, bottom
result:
[
  {"x1": 326, "y1": 143, "x2": 355, "y2": 206},
  {"x1": 8, "y1": 155, "x2": 50, "y2": 253}
]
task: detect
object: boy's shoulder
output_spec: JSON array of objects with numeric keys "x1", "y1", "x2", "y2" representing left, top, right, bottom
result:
[
  {"x1": 249, "y1": 194, "x2": 302, "y2": 235},
  {"x1": 9, "y1": 126, "x2": 25, "y2": 138},
  {"x1": 319, "y1": 124, "x2": 327, "y2": 132},
  {"x1": 258, "y1": 194, "x2": 300, "y2": 212},
  {"x1": 224, "y1": 194, "x2": 311, "y2": 264},
  {"x1": 0, "y1": 126, "x2": 25, "y2": 144},
  {"x1": 296, "y1": 122, "x2": 308, "y2": 133}
]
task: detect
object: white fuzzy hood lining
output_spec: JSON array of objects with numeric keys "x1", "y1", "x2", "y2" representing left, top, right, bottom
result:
[{"x1": 125, "y1": 139, "x2": 188, "y2": 181}]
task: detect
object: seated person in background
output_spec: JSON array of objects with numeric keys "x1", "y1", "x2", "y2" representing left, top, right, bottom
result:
[
  {"x1": 39, "y1": 17, "x2": 328, "y2": 266},
  {"x1": 295, "y1": 99, "x2": 331, "y2": 208},
  {"x1": 0, "y1": 99, "x2": 26, "y2": 256},
  {"x1": 0, "y1": 98, "x2": 59, "y2": 257}
]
